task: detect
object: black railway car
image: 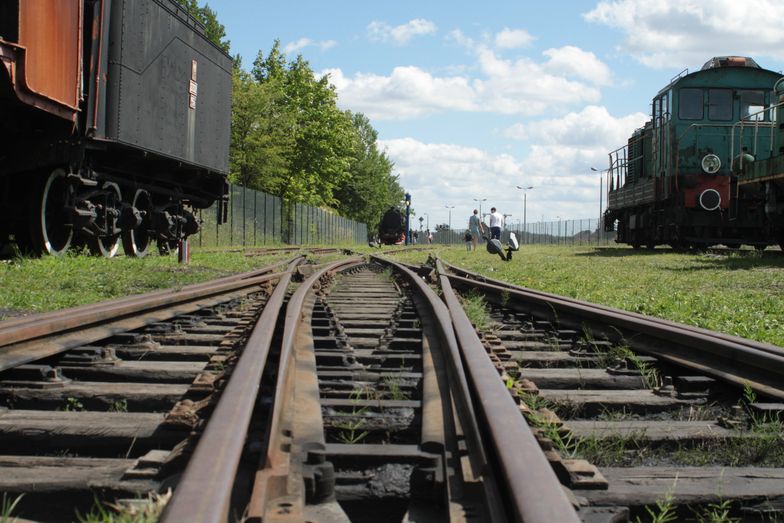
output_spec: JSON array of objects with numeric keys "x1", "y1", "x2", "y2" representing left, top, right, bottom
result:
[
  {"x1": 0, "y1": 0, "x2": 232, "y2": 256},
  {"x1": 602, "y1": 56, "x2": 781, "y2": 249},
  {"x1": 378, "y1": 207, "x2": 406, "y2": 245}
]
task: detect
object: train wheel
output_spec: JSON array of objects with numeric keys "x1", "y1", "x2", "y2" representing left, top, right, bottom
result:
[
  {"x1": 29, "y1": 168, "x2": 74, "y2": 256},
  {"x1": 122, "y1": 189, "x2": 152, "y2": 258},
  {"x1": 88, "y1": 182, "x2": 122, "y2": 258},
  {"x1": 157, "y1": 240, "x2": 179, "y2": 256}
]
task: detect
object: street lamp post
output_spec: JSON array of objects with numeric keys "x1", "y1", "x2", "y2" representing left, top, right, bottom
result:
[
  {"x1": 591, "y1": 167, "x2": 607, "y2": 243},
  {"x1": 423, "y1": 213, "x2": 429, "y2": 231},
  {"x1": 472, "y1": 198, "x2": 487, "y2": 220},
  {"x1": 515, "y1": 185, "x2": 533, "y2": 244},
  {"x1": 445, "y1": 205, "x2": 454, "y2": 239}
]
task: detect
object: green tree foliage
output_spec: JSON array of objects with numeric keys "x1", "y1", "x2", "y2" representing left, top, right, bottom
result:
[
  {"x1": 233, "y1": 41, "x2": 404, "y2": 228},
  {"x1": 174, "y1": 0, "x2": 230, "y2": 53},
  {"x1": 173, "y1": 1, "x2": 404, "y2": 229},
  {"x1": 230, "y1": 62, "x2": 293, "y2": 192},
  {"x1": 335, "y1": 113, "x2": 404, "y2": 230}
]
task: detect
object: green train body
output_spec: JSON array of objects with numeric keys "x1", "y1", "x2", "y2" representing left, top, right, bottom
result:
[
  {"x1": 734, "y1": 77, "x2": 784, "y2": 250},
  {"x1": 603, "y1": 56, "x2": 782, "y2": 249}
]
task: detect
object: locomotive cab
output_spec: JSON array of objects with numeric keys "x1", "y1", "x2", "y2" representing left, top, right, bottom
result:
[{"x1": 604, "y1": 56, "x2": 781, "y2": 249}]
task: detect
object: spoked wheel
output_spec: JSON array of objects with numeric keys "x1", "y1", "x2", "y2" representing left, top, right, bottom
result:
[
  {"x1": 88, "y1": 182, "x2": 122, "y2": 258},
  {"x1": 29, "y1": 168, "x2": 74, "y2": 256},
  {"x1": 121, "y1": 189, "x2": 152, "y2": 258}
]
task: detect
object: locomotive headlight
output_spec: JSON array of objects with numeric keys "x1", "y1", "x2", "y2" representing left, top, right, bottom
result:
[{"x1": 701, "y1": 154, "x2": 721, "y2": 174}]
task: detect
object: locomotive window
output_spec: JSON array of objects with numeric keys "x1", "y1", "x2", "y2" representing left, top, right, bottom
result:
[
  {"x1": 662, "y1": 92, "x2": 670, "y2": 121},
  {"x1": 708, "y1": 89, "x2": 732, "y2": 120},
  {"x1": 740, "y1": 90, "x2": 765, "y2": 121},
  {"x1": 653, "y1": 98, "x2": 661, "y2": 127},
  {"x1": 679, "y1": 89, "x2": 703, "y2": 120}
]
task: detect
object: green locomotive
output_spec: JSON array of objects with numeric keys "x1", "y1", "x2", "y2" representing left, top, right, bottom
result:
[
  {"x1": 733, "y1": 77, "x2": 784, "y2": 250},
  {"x1": 603, "y1": 56, "x2": 781, "y2": 249}
]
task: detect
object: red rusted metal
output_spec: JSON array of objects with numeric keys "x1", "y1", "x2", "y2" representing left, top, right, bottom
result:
[{"x1": 0, "y1": 0, "x2": 82, "y2": 121}]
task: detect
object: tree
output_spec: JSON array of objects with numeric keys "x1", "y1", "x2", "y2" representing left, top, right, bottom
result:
[
  {"x1": 229, "y1": 65, "x2": 293, "y2": 192},
  {"x1": 175, "y1": 0, "x2": 230, "y2": 53},
  {"x1": 334, "y1": 113, "x2": 403, "y2": 230}
]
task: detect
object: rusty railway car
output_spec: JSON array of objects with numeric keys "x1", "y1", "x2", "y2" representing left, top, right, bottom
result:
[{"x1": 0, "y1": 0, "x2": 231, "y2": 257}]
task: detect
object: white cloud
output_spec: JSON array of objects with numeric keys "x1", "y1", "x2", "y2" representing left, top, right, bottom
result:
[
  {"x1": 494, "y1": 28, "x2": 535, "y2": 49},
  {"x1": 543, "y1": 46, "x2": 612, "y2": 85},
  {"x1": 584, "y1": 0, "x2": 784, "y2": 67},
  {"x1": 323, "y1": 46, "x2": 607, "y2": 120},
  {"x1": 379, "y1": 127, "x2": 640, "y2": 226},
  {"x1": 367, "y1": 19, "x2": 438, "y2": 45},
  {"x1": 503, "y1": 105, "x2": 647, "y2": 148},
  {"x1": 284, "y1": 38, "x2": 337, "y2": 55}
]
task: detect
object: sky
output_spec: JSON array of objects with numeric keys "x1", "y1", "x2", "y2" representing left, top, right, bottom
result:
[{"x1": 206, "y1": 0, "x2": 784, "y2": 230}]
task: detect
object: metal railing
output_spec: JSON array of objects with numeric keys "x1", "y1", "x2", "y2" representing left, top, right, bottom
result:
[{"x1": 195, "y1": 184, "x2": 368, "y2": 247}]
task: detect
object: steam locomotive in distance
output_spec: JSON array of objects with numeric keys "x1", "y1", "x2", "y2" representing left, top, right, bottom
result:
[
  {"x1": 603, "y1": 56, "x2": 781, "y2": 250},
  {"x1": 378, "y1": 207, "x2": 406, "y2": 245},
  {"x1": 0, "y1": 0, "x2": 231, "y2": 257}
]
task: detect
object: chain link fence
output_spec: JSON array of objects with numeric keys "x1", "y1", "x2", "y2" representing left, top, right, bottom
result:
[
  {"x1": 426, "y1": 218, "x2": 615, "y2": 246},
  {"x1": 194, "y1": 184, "x2": 367, "y2": 248}
]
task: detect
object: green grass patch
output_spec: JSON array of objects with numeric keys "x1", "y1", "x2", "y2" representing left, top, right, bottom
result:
[
  {"x1": 0, "y1": 248, "x2": 298, "y2": 319},
  {"x1": 387, "y1": 245, "x2": 784, "y2": 347}
]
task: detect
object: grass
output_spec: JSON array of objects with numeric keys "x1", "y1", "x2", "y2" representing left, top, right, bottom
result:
[
  {"x1": 1, "y1": 493, "x2": 23, "y2": 523},
  {"x1": 77, "y1": 490, "x2": 171, "y2": 523},
  {"x1": 3, "y1": 244, "x2": 782, "y2": 348},
  {"x1": 0, "y1": 248, "x2": 301, "y2": 319},
  {"x1": 386, "y1": 245, "x2": 784, "y2": 347}
]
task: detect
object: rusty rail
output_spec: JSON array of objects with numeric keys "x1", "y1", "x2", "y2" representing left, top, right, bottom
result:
[
  {"x1": 246, "y1": 256, "x2": 364, "y2": 520},
  {"x1": 0, "y1": 258, "x2": 299, "y2": 372},
  {"x1": 371, "y1": 255, "x2": 512, "y2": 520},
  {"x1": 441, "y1": 260, "x2": 784, "y2": 400},
  {"x1": 434, "y1": 259, "x2": 580, "y2": 522},
  {"x1": 160, "y1": 257, "x2": 307, "y2": 522}
]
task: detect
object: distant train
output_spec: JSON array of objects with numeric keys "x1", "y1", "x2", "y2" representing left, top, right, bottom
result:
[
  {"x1": 0, "y1": 0, "x2": 232, "y2": 257},
  {"x1": 603, "y1": 56, "x2": 782, "y2": 250},
  {"x1": 378, "y1": 207, "x2": 406, "y2": 245}
]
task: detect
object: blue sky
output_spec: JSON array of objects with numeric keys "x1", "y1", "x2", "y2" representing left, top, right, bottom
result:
[{"x1": 207, "y1": 0, "x2": 784, "y2": 229}]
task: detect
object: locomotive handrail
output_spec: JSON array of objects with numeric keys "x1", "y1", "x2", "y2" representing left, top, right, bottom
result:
[{"x1": 730, "y1": 101, "x2": 783, "y2": 170}]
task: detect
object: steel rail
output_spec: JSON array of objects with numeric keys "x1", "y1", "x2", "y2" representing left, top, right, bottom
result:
[
  {"x1": 160, "y1": 257, "x2": 305, "y2": 523},
  {"x1": 367, "y1": 254, "x2": 519, "y2": 523},
  {"x1": 247, "y1": 256, "x2": 364, "y2": 520},
  {"x1": 0, "y1": 273, "x2": 288, "y2": 370},
  {"x1": 372, "y1": 255, "x2": 488, "y2": 476},
  {"x1": 435, "y1": 259, "x2": 580, "y2": 523},
  {"x1": 441, "y1": 261, "x2": 784, "y2": 400},
  {"x1": 0, "y1": 262, "x2": 297, "y2": 372},
  {"x1": 442, "y1": 260, "x2": 784, "y2": 355}
]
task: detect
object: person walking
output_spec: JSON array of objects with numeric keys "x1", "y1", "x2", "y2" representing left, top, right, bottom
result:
[
  {"x1": 488, "y1": 207, "x2": 504, "y2": 240},
  {"x1": 468, "y1": 209, "x2": 483, "y2": 251}
]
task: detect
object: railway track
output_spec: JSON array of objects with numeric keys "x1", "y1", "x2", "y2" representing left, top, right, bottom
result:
[{"x1": 0, "y1": 252, "x2": 782, "y2": 521}]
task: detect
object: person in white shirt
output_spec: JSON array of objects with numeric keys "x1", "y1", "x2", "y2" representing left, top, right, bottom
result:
[{"x1": 487, "y1": 207, "x2": 504, "y2": 240}]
